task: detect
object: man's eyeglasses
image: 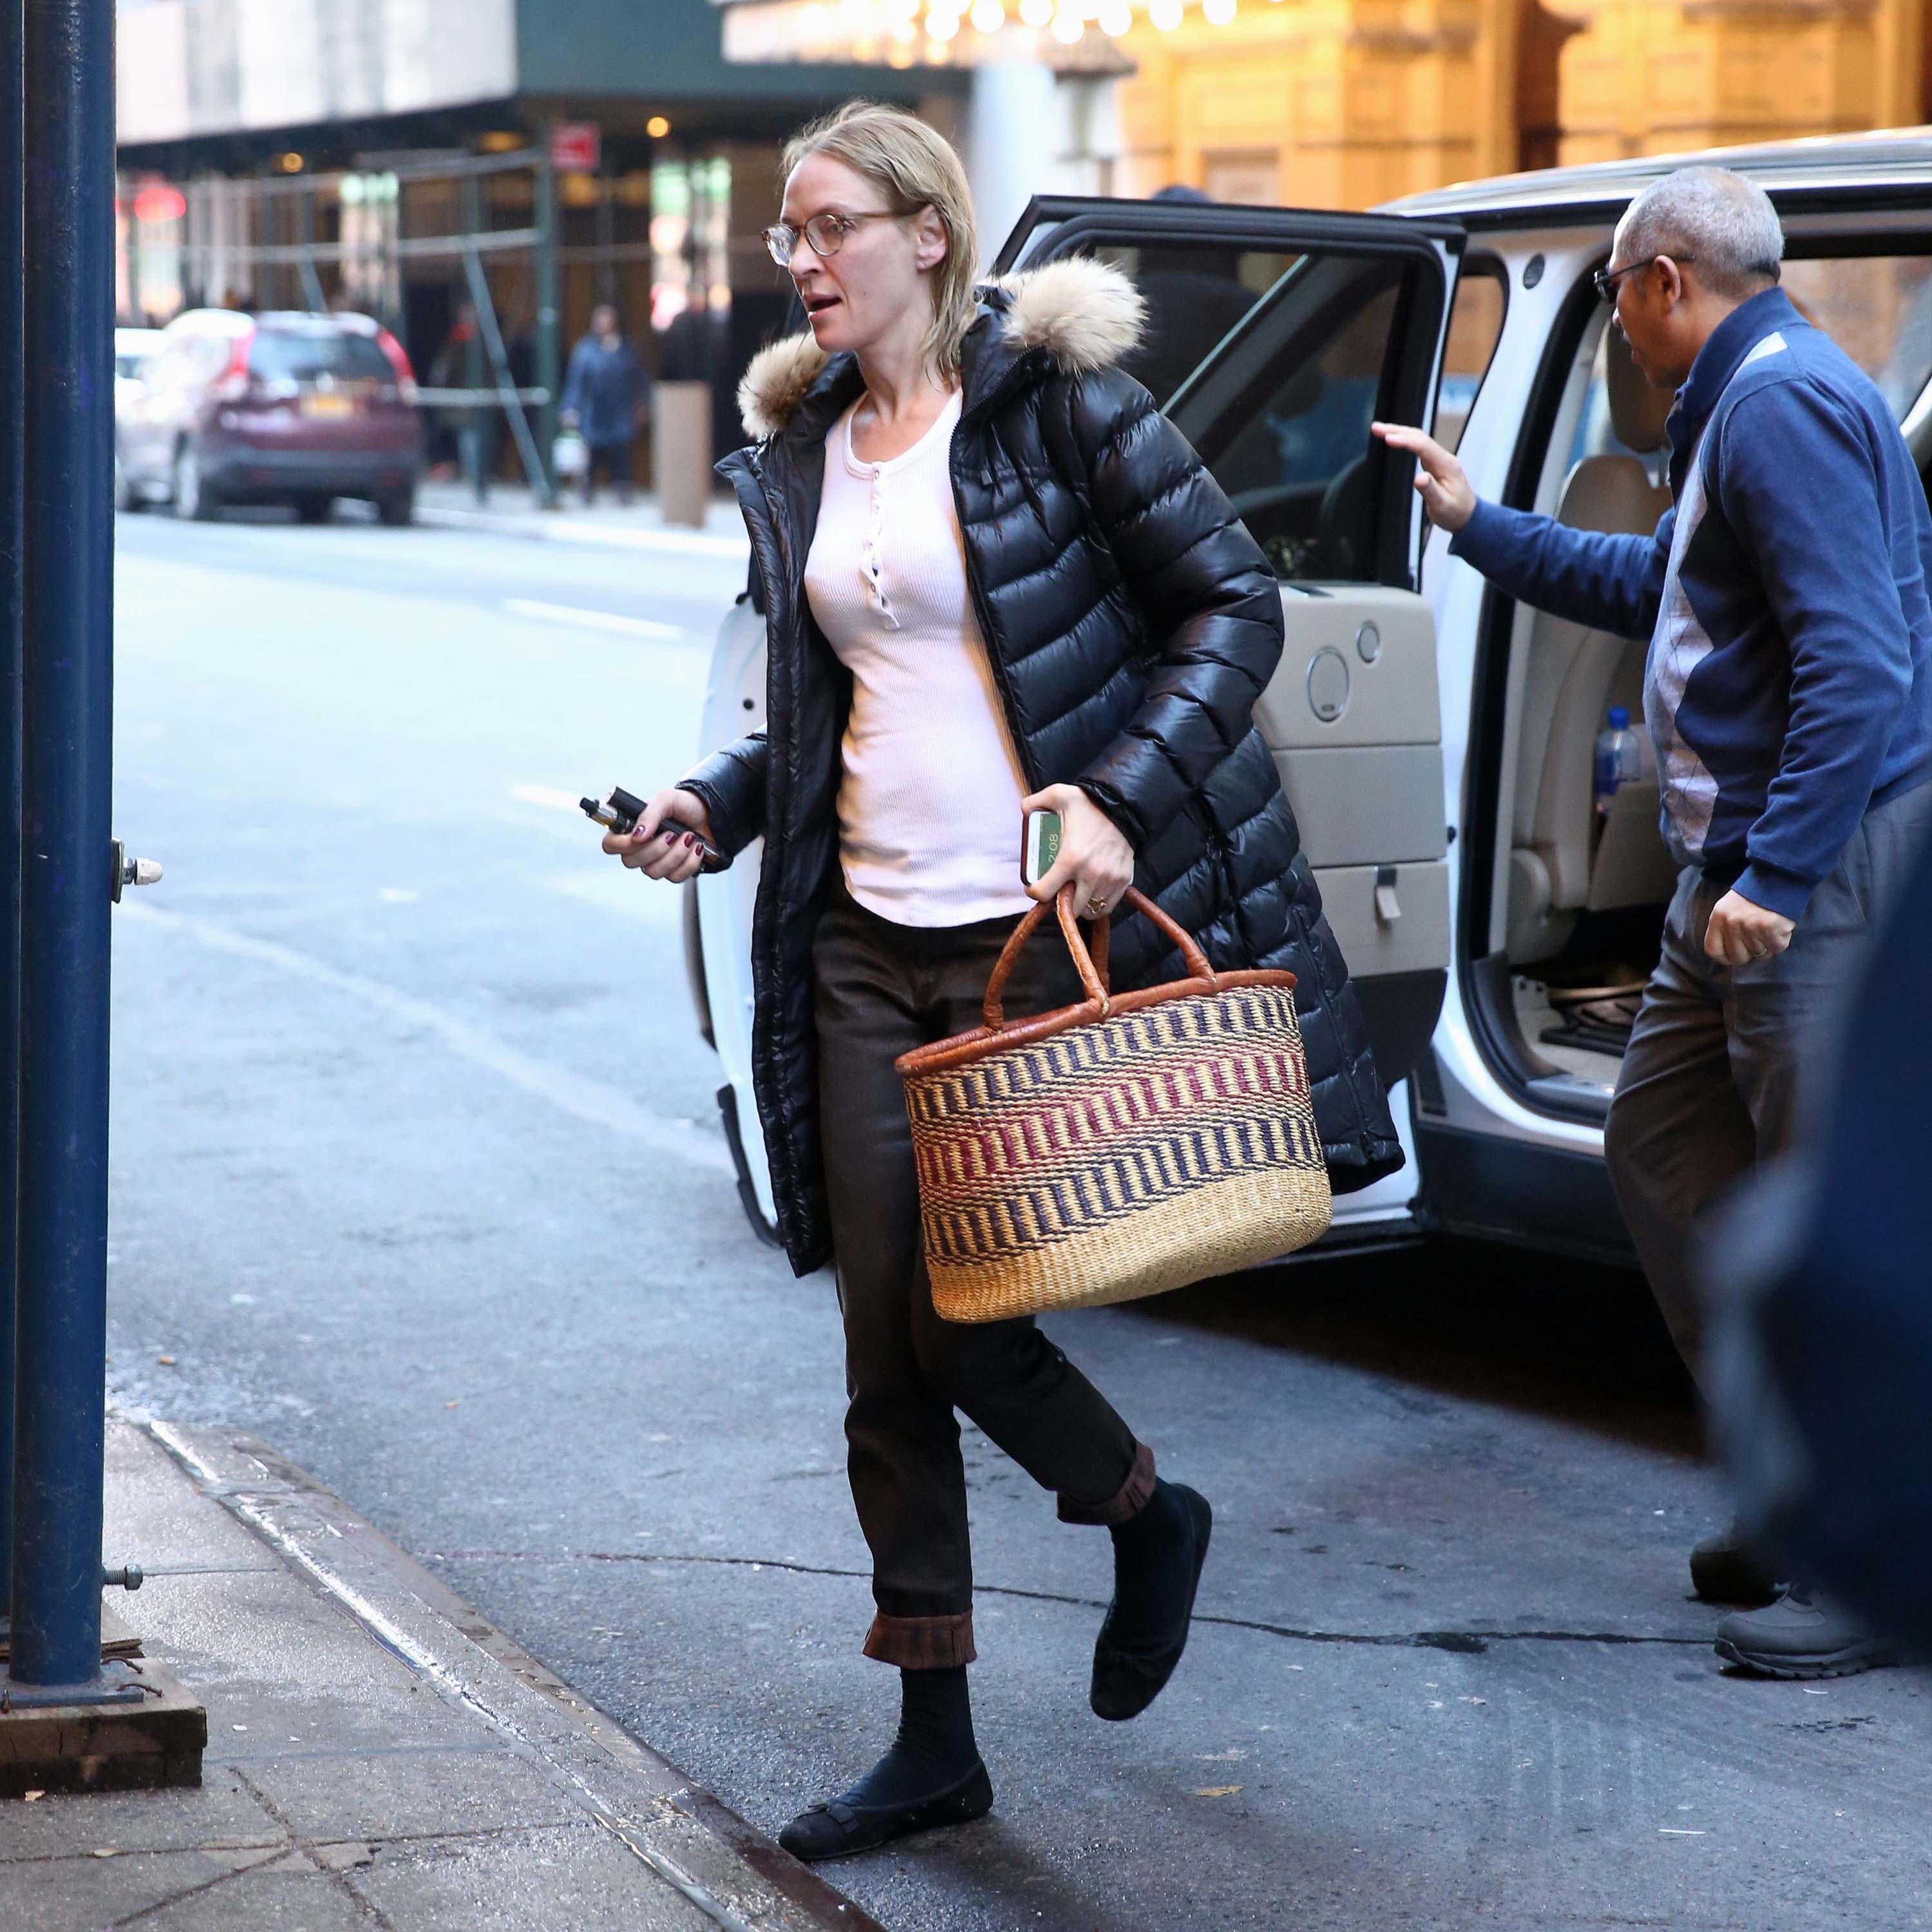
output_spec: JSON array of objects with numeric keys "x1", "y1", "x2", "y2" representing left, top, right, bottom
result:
[
  {"x1": 764, "y1": 211, "x2": 901, "y2": 269},
  {"x1": 1593, "y1": 255, "x2": 1696, "y2": 304}
]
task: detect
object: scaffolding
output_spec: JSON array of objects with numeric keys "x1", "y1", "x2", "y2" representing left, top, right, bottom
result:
[{"x1": 119, "y1": 146, "x2": 565, "y2": 507}]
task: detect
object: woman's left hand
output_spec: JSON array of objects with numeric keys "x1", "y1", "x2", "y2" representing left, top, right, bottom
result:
[{"x1": 1023, "y1": 784, "x2": 1135, "y2": 921}]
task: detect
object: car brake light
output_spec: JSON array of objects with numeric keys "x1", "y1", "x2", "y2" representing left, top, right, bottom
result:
[
  {"x1": 375, "y1": 327, "x2": 419, "y2": 404},
  {"x1": 212, "y1": 326, "x2": 256, "y2": 402}
]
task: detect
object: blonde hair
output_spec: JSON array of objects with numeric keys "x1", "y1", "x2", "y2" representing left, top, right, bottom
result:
[{"x1": 781, "y1": 101, "x2": 980, "y2": 377}]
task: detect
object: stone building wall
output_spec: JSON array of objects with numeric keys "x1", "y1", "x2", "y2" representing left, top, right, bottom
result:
[{"x1": 1113, "y1": 0, "x2": 1932, "y2": 207}]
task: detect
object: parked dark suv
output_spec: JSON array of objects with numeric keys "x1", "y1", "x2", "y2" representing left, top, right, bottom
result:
[{"x1": 115, "y1": 308, "x2": 422, "y2": 525}]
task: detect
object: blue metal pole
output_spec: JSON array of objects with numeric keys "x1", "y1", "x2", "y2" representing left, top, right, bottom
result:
[
  {"x1": 10, "y1": 0, "x2": 113, "y2": 1690},
  {"x1": 0, "y1": 0, "x2": 25, "y2": 1636}
]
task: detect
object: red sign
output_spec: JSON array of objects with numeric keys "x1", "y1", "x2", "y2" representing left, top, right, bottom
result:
[{"x1": 549, "y1": 122, "x2": 601, "y2": 173}]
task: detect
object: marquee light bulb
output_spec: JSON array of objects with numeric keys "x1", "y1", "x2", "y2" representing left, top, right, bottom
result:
[
  {"x1": 970, "y1": 0, "x2": 1006, "y2": 25},
  {"x1": 1097, "y1": 0, "x2": 1132, "y2": 30},
  {"x1": 1202, "y1": 0, "x2": 1236, "y2": 18},
  {"x1": 1050, "y1": 3, "x2": 1085, "y2": 37},
  {"x1": 1019, "y1": 0, "x2": 1054, "y2": 23},
  {"x1": 1148, "y1": 0, "x2": 1182, "y2": 25}
]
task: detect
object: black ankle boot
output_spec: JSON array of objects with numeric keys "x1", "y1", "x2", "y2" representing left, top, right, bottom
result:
[
  {"x1": 778, "y1": 1665, "x2": 992, "y2": 1864},
  {"x1": 1091, "y1": 1479, "x2": 1213, "y2": 1722}
]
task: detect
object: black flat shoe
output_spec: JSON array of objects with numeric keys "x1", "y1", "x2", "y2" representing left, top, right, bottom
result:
[
  {"x1": 1091, "y1": 1484, "x2": 1213, "y2": 1722},
  {"x1": 777, "y1": 1758, "x2": 994, "y2": 1863}
]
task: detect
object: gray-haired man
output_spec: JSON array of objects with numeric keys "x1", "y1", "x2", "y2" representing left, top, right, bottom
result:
[{"x1": 1377, "y1": 167, "x2": 1932, "y2": 1679}]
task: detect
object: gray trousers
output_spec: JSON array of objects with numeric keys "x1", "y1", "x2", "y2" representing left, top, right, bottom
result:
[{"x1": 1605, "y1": 781, "x2": 1932, "y2": 1380}]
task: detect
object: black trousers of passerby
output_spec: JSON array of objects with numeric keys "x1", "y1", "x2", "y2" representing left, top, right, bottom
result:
[
  {"x1": 583, "y1": 437, "x2": 634, "y2": 503},
  {"x1": 812, "y1": 886, "x2": 1153, "y2": 1670}
]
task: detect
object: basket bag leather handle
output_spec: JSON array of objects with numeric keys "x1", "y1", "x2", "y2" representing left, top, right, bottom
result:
[{"x1": 983, "y1": 886, "x2": 1217, "y2": 1032}]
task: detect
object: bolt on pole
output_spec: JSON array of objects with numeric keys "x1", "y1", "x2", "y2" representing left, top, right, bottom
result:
[
  {"x1": 0, "y1": 0, "x2": 23, "y2": 1636},
  {"x1": 9, "y1": 0, "x2": 115, "y2": 1692}
]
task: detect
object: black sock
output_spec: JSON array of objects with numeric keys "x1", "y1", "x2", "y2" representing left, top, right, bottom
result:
[
  {"x1": 840, "y1": 1666, "x2": 978, "y2": 1809},
  {"x1": 1105, "y1": 1479, "x2": 1197, "y2": 1654}
]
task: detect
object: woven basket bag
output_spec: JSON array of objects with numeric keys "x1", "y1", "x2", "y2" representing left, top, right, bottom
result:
[{"x1": 896, "y1": 886, "x2": 1331, "y2": 1324}]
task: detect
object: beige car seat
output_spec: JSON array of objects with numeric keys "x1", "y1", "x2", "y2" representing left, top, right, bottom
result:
[{"x1": 1506, "y1": 331, "x2": 1680, "y2": 963}]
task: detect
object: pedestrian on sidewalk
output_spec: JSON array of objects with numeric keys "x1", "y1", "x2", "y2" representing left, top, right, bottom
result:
[
  {"x1": 560, "y1": 304, "x2": 651, "y2": 506},
  {"x1": 1376, "y1": 166, "x2": 1932, "y2": 1680},
  {"x1": 603, "y1": 100, "x2": 1400, "y2": 1857}
]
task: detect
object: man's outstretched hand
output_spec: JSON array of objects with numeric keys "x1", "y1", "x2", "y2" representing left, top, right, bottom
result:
[{"x1": 1371, "y1": 422, "x2": 1479, "y2": 535}]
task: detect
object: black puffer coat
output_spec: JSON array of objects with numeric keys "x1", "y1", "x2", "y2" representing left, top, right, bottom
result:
[{"x1": 683, "y1": 256, "x2": 1401, "y2": 1276}]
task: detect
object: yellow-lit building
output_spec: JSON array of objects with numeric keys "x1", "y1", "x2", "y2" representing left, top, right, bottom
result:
[
  {"x1": 1112, "y1": 0, "x2": 1931, "y2": 207},
  {"x1": 721, "y1": 0, "x2": 1932, "y2": 212}
]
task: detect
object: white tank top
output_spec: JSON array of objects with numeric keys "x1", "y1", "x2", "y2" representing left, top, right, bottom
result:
[{"x1": 802, "y1": 390, "x2": 1033, "y2": 927}]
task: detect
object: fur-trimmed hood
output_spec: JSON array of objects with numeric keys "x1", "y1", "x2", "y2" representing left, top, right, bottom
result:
[{"x1": 735, "y1": 255, "x2": 1146, "y2": 442}]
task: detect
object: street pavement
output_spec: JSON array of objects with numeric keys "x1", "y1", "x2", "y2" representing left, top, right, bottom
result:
[{"x1": 102, "y1": 500, "x2": 1932, "y2": 1932}]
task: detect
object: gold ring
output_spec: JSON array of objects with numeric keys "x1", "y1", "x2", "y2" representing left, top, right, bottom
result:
[{"x1": 1090, "y1": 897, "x2": 1109, "y2": 915}]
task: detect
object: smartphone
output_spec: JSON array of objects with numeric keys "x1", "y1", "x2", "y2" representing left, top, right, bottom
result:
[
  {"x1": 1021, "y1": 808, "x2": 1063, "y2": 889},
  {"x1": 580, "y1": 787, "x2": 715, "y2": 861}
]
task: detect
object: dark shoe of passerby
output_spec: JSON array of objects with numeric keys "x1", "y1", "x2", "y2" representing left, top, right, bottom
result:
[
  {"x1": 1091, "y1": 1481, "x2": 1213, "y2": 1721},
  {"x1": 777, "y1": 1666, "x2": 992, "y2": 1862},
  {"x1": 1714, "y1": 1585, "x2": 1899, "y2": 1678},
  {"x1": 1689, "y1": 1520, "x2": 1781, "y2": 1605}
]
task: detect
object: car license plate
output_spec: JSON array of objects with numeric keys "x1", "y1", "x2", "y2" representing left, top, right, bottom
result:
[{"x1": 301, "y1": 393, "x2": 354, "y2": 419}]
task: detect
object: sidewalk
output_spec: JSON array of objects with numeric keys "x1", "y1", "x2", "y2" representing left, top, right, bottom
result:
[
  {"x1": 5, "y1": 1417, "x2": 878, "y2": 1932},
  {"x1": 415, "y1": 480, "x2": 750, "y2": 562}
]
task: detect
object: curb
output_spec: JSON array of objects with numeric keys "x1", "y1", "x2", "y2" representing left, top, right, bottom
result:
[
  {"x1": 417, "y1": 503, "x2": 750, "y2": 562},
  {"x1": 144, "y1": 1419, "x2": 884, "y2": 1932}
]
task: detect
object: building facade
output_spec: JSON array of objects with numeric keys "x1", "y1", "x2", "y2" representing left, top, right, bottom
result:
[
  {"x1": 719, "y1": 0, "x2": 1932, "y2": 213},
  {"x1": 112, "y1": 0, "x2": 960, "y2": 458}
]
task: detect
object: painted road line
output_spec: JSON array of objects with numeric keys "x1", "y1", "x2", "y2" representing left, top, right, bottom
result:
[{"x1": 504, "y1": 597, "x2": 684, "y2": 640}]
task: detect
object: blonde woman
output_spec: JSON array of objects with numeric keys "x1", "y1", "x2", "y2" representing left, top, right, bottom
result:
[{"x1": 609, "y1": 103, "x2": 1400, "y2": 1859}]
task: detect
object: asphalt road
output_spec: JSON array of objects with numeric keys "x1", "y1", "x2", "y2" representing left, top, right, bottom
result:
[{"x1": 106, "y1": 504, "x2": 1932, "y2": 1932}]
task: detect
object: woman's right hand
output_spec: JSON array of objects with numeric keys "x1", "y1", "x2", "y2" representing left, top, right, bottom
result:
[{"x1": 603, "y1": 788, "x2": 714, "y2": 884}]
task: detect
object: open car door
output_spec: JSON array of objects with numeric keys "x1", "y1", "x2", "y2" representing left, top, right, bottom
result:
[
  {"x1": 696, "y1": 197, "x2": 1467, "y2": 1247},
  {"x1": 1000, "y1": 198, "x2": 1463, "y2": 1225}
]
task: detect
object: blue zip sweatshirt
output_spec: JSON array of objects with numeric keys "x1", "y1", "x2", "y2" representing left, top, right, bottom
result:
[{"x1": 1452, "y1": 287, "x2": 1932, "y2": 920}]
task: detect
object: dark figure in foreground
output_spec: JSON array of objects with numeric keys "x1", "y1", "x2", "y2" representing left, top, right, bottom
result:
[{"x1": 1710, "y1": 824, "x2": 1932, "y2": 1662}]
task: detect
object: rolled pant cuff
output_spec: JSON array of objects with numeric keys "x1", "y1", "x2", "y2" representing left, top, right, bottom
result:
[
  {"x1": 1057, "y1": 1440, "x2": 1156, "y2": 1526},
  {"x1": 863, "y1": 1611, "x2": 977, "y2": 1669}
]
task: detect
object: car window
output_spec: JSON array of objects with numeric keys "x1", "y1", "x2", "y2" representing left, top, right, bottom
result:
[
  {"x1": 1780, "y1": 254, "x2": 1932, "y2": 419},
  {"x1": 1067, "y1": 239, "x2": 1435, "y2": 582},
  {"x1": 1172, "y1": 254, "x2": 1426, "y2": 582},
  {"x1": 249, "y1": 330, "x2": 393, "y2": 384},
  {"x1": 1569, "y1": 251, "x2": 1932, "y2": 469},
  {"x1": 1083, "y1": 242, "x2": 1296, "y2": 410},
  {"x1": 1432, "y1": 260, "x2": 1507, "y2": 455}
]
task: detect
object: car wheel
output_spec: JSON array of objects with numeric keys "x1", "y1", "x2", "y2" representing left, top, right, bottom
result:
[
  {"x1": 375, "y1": 486, "x2": 415, "y2": 528},
  {"x1": 172, "y1": 442, "x2": 220, "y2": 522},
  {"x1": 294, "y1": 494, "x2": 334, "y2": 525},
  {"x1": 113, "y1": 442, "x2": 141, "y2": 513}
]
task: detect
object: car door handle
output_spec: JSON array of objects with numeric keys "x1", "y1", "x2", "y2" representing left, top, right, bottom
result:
[{"x1": 1374, "y1": 864, "x2": 1401, "y2": 925}]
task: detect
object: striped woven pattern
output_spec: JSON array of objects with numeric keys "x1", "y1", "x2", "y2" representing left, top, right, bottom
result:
[{"x1": 905, "y1": 983, "x2": 1331, "y2": 1323}]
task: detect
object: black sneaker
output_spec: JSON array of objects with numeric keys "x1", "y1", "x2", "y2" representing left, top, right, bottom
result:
[
  {"x1": 777, "y1": 1759, "x2": 993, "y2": 1863},
  {"x1": 1714, "y1": 1586, "x2": 1899, "y2": 1680},
  {"x1": 1689, "y1": 1522, "x2": 1780, "y2": 1605}
]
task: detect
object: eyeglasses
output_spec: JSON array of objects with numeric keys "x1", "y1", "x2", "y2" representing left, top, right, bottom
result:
[
  {"x1": 764, "y1": 211, "x2": 902, "y2": 269},
  {"x1": 1593, "y1": 255, "x2": 1696, "y2": 304}
]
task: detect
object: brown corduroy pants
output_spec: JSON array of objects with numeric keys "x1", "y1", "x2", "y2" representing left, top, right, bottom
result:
[{"x1": 813, "y1": 886, "x2": 1153, "y2": 1670}]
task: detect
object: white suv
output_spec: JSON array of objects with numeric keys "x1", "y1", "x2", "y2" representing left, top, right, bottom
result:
[{"x1": 687, "y1": 128, "x2": 1932, "y2": 1263}]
